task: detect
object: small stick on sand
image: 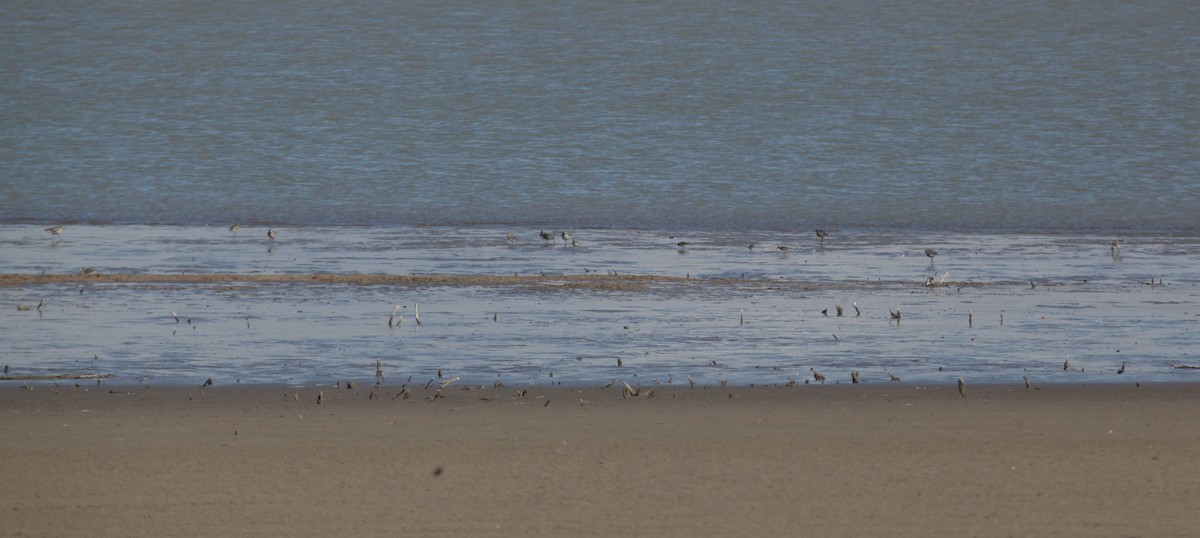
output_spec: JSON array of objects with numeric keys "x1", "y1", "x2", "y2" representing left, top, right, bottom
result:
[{"x1": 622, "y1": 381, "x2": 639, "y2": 399}]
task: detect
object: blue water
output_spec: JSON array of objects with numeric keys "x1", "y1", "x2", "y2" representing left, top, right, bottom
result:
[
  {"x1": 3, "y1": 1, "x2": 1199, "y2": 387},
  {"x1": 3, "y1": 0, "x2": 1198, "y2": 231}
]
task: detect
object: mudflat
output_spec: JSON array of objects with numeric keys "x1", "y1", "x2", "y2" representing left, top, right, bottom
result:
[{"x1": 3, "y1": 382, "x2": 1199, "y2": 537}]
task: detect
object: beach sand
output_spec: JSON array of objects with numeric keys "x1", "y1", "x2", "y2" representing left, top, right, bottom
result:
[{"x1": 3, "y1": 382, "x2": 1199, "y2": 537}]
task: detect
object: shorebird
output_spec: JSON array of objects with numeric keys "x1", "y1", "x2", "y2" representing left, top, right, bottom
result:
[
  {"x1": 539, "y1": 230, "x2": 553, "y2": 242},
  {"x1": 267, "y1": 228, "x2": 278, "y2": 240},
  {"x1": 676, "y1": 241, "x2": 690, "y2": 248},
  {"x1": 414, "y1": 304, "x2": 421, "y2": 326},
  {"x1": 506, "y1": 232, "x2": 517, "y2": 243},
  {"x1": 924, "y1": 248, "x2": 938, "y2": 259},
  {"x1": 229, "y1": 223, "x2": 240, "y2": 232},
  {"x1": 571, "y1": 239, "x2": 580, "y2": 248},
  {"x1": 45, "y1": 225, "x2": 64, "y2": 236},
  {"x1": 747, "y1": 243, "x2": 755, "y2": 251},
  {"x1": 815, "y1": 229, "x2": 828, "y2": 243},
  {"x1": 851, "y1": 371, "x2": 861, "y2": 384},
  {"x1": 561, "y1": 231, "x2": 571, "y2": 244},
  {"x1": 777, "y1": 245, "x2": 790, "y2": 252},
  {"x1": 1110, "y1": 240, "x2": 1123, "y2": 254},
  {"x1": 957, "y1": 377, "x2": 967, "y2": 398},
  {"x1": 1117, "y1": 361, "x2": 1126, "y2": 374},
  {"x1": 888, "y1": 373, "x2": 902, "y2": 382},
  {"x1": 890, "y1": 306, "x2": 902, "y2": 321},
  {"x1": 811, "y1": 369, "x2": 826, "y2": 383}
]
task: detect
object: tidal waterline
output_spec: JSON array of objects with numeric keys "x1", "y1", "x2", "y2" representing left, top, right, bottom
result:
[{"x1": 2, "y1": 225, "x2": 1197, "y2": 386}]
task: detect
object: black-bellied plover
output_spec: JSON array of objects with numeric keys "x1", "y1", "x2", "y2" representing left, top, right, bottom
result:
[
  {"x1": 267, "y1": 228, "x2": 278, "y2": 240},
  {"x1": 506, "y1": 232, "x2": 517, "y2": 243},
  {"x1": 539, "y1": 230, "x2": 553, "y2": 243},
  {"x1": 560, "y1": 231, "x2": 571, "y2": 244},
  {"x1": 815, "y1": 229, "x2": 828, "y2": 243},
  {"x1": 229, "y1": 223, "x2": 240, "y2": 232},
  {"x1": 957, "y1": 377, "x2": 967, "y2": 397},
  {"x1": 676, "y1": 241, "x2": 690, "y2": 248},
  {"x1": 45, "y1": 225, "x2": 64, "y2": 236},
  {"x1": 777, "y1": 245, "x2": 790, "y2": 252},
  {"x1": 1110, "y1": 240, "x2": 1123, "y2": 254},
  {"x1": 924, "y1": 248, "x2": 938, "y2": 259}
]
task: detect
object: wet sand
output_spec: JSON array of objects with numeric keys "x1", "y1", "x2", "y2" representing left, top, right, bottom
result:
[{"x1": 4, "y1": 383, "x2": 1200, "y2": 537}]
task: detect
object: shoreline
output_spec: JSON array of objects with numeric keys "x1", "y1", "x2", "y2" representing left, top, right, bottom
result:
[{"x1": 4, "y1": 383, "x2": 1200, "y2": 536}]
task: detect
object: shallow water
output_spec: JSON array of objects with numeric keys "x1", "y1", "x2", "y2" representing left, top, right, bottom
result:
[{"x1": 2, "y1": 225, "x2": 1198, "y2": 387}]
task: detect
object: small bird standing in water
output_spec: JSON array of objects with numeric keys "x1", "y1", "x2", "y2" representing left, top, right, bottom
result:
[
  {"x1": 539, "y1": 230, "x2": 553, "y2": 243},
  {"x1": 1110, "y1": 240, "x2": 1123, "y2": 254},
  {"x1": 506, "y1": 232, "x2": 517, "y2": 243},
  {"x1": 267, "y1": 228, "x2": 278, "y2": 240},
  {"x1": 815, "y1": 229, "x2": 828, "y2": 243},
  {"x1": 924, "y1": 248, "x2": 938, "y2": 259},
  {"x1": 561, "y1": 231, "x2": 571, "y2": 244},
  {"x1": 229, "y1": 223, "x2": 240, "y2": 233},
  {"x1": 45, "y1": 225, "x2": 64, "y2": 236}
]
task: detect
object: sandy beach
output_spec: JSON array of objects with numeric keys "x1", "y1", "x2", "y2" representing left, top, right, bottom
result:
[{"x1": 3, "y1": 382, "x2": 1199, "y2": 537}]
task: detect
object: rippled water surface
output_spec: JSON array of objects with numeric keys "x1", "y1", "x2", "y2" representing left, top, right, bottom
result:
[
  {"x1": 3, "y1": 225, "x2": 1198, "y2": 387},
  {"x1": 3, "y1": 0, "x2": 1198, "y2": 231}
]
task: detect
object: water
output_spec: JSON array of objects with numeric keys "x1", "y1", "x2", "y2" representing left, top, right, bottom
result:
[
  {"x1": 3, "y1": 0, "x2": 1197, "y2": 231},
  {"x1": 2, "y1": 225, "x2": 1198, "y2": 387},
  {"x1": 2, "y1": 1, "x2": 1199, "y2": 386}
]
